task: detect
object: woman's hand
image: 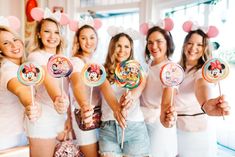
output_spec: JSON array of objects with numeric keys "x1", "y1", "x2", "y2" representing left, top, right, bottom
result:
[
  {"x1": 54, "y1": 95, "x2": 69, "y2": 114},
  {"x1": 160, "y1": 105, "x2": 177, "y2": 128},
  {"x1": 25, "y1": 102, "x2": 41, "y2": 122},
  {"x1": 80, "y1": 105, "x2": 95, "y2": 127},
  {"x1": 203, "y1": 95, "x2": 230, "y2": 116},
  {"x1": 120, "y1": 90, "x2": 134, "y2": 110}
]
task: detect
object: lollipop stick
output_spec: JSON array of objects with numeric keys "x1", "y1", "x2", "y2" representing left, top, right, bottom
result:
[
  {"x1": 121, "y1": 89, "x2": 128, "y2": 149},
  {"x1": 61, "y1": 77, "x2": 64, "y2": 96},
  {"x1": 89, "y1": 87, "x2": 93, "y2": 106},
  {"x1": 30, "y1": 85, "x2": 35, "y2": 106},
  {"x1": 218, "y1": 81, "x2": 225, "y2": 120}
]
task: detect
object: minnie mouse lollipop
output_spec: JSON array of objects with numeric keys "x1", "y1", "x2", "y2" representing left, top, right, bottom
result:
[
  {"x1": 17, "y1": 62, "x2": 44, "y2": 106},
  {"x1": 202, "y1": 58, "x2": 229, "y2": 119},
  {"x1": 81, "y1": 63, "x2": 106, "y2": 106},
  {"x1": 81, "y1": 63, "x2": 106, "y2": 87},
  {"x1": 115, "y1": 59, "x2": 144, "y2": 149},
  {"x1": 80, "y1": 63, "x2": 106, "y2": 128},
  {"x1": 47, "y1": 54, "x2": 73, "y2": 95},
  {"x1": 160, "y1": 62, "x2": 184, "y2": 106}
]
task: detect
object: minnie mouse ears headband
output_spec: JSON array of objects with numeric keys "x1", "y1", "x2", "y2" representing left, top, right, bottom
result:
[
  {"x1": 30, "y1": 7, "x2": 69, "y2": 25},
  {"x1": 182, "y1": 21, "x2": 219, "y2": 38},
  {"x1": 0, "y1": 16, "x2": 20, "y2": 31},
  {"x1": 107, "y1": 26, "x2": 140, "y2": 40},
  {"x1": 69, "y1": 15, "x2": 102, "y2": 31},
  {"x1": 140, "y1": 17, "x2": 174, "y2": 35}
]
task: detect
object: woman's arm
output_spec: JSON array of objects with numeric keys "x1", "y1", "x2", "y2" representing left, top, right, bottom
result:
[
  {"x1": 160, "y1": 87, "x2": 177, "y2": 128},
  {"x1": 99, "y1": 79, "x2": 126, "y2": 129},
  {"x1": 195, "y1": 78, "x2": 230, "y2": 116},
  {"x1": 120, "y1": 76, "x2": 147, "y2": 110},
  {"x1": 7, "y1": 77, "x2": 41, "y2": 121}
]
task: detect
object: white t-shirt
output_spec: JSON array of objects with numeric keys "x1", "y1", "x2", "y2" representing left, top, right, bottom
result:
[
  {"x1": 27, "y1": 51, "x2": 56, "y2": 107},
  {"x1": 140, "y1": 60, "x2": 168, "y2": 123},
  {"x1": 0, "y1": 59, "x2": 25, "y2": 138},
  {"x1": 101, "y1": 83, "x2": 144, "y2": 122},
  {"x1": 69, "y1": 57, "x2": 101, "y2": 109},
  {"x1": 175, "y1": 68, "x2": 214, "y2": 131}
]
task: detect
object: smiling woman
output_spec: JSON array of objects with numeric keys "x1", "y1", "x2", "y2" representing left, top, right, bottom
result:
[{"x1": 0, "y1": 25, "x2": 30, "y2": 151}]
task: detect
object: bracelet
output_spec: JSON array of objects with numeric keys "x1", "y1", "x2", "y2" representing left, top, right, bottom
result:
[{"x1": 201, "y1": 102, "x2": 206, "y2": 114}]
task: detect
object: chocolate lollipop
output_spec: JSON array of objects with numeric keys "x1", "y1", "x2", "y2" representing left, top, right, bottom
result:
[
  {"x1": 114, "y1": 59, "x2": 144, "y2": 149},
  {"x1": 202, "y1": 58, "x2": 229, "y2": 119},
  {"x1": 17, "y1": 62, "x2": 44, "y2": 106},
  {"x1": 47, "y1": 54, "x2": 73, "y2": 94},
  {"x1": 160, "y1": 62, "x2": 184, "y2": 106}
]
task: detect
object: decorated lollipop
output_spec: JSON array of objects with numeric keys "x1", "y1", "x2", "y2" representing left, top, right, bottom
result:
[
  {"x1": 202, "y1": 58, "x2": 229, "y2": 119},
  {"x1": 80, "y1": 63, "x2": 106, "y2": 129},
  {"x1": 47, "y1": 54, "x2": 73, "y2": 95},
  {"x1": 17, "y1": 62, "x2": 44, "y2": 106},
  {"x1": 114, "y1": 59, "x2": 144, "y2": 149},
  {"x1": 160, "y1": 62, "x2": 184, "y2": 106},
  {"x1": 81, "y1": 63, "x2": 106, "y2": 87}
]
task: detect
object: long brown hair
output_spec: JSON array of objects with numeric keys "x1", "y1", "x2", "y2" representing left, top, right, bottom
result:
[
  {"x1": 179, "y1": 29, "x2": 211, "y2": 72},
  {"x1": 104, "y1": 33, "x2": 134, "y2": 84}
]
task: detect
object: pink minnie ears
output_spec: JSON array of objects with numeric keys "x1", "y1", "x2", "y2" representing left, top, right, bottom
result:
[
  {"x1": 69, "y1": 16, "x2": 102, "y2": 31},
  {"x1": 140, "y1": 17, "x2": 174, "y2": 35},
  {"x1": 30, "y1": 7, "x2": 69, "y2": 25},
  {"x1": 0, "y1": 16, "x2": 20, "y2": 31},
  {"x1": 182, "y1": 21, "x2": 219, "y2": 38}
]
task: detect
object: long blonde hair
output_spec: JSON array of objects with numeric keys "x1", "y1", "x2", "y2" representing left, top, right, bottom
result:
[
  {"x1": 0, "y1": 26, "x2": 25, "y2": 67},
  {"x1": 27, "y1": 18, "x2": 65, "y2": 54},
  {"x1": 104, "y1": 33, "x2": 134, "y2": 84}
]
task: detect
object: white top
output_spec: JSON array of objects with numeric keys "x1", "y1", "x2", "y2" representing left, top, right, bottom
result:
[
  {"x1": 101, "y1": 83, "x2": 144, "y2": 121},
  {"x1": 140, "y1": 60, "x2": 168, "y2": 123},
  {"x1": 175, "y1": 68, "x2": 214, "y2": 131},
  {"x1": 175, "y1": 69, "x2": 211, "y2": 114},
  {"x1": 27, "y1": 50, "x2": 58, "y2": 107},
  {"x1": 69, "y1": 57, "x2": 101, "y2": 109},
  {"x1": 0, "y1": 59, "x2": 25, "y2": 137}
]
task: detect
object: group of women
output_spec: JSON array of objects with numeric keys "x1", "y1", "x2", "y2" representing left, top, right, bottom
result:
[{"x1": 0, "y1": 7, "x2": 230, "y2": 157}]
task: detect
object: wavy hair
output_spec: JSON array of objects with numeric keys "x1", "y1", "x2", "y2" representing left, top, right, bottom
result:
[{"x1": 104, "y1": 33, "x2": 134, "y2": 84}]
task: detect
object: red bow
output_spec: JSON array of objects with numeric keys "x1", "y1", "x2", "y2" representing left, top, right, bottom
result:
[
  {"x1": 90, "y1": 64, "x2": 100, "y2": 74},
  {"x1": 24, "y1": 64, "x2": 37, "y2": 74},
  {"x1": 210, "y1": 60, "x2": 222, "y2": 70}
]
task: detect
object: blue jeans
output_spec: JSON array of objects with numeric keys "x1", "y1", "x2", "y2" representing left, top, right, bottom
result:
[{"x1": 99, "y1": 120, "x2": 150, "y2": 157}]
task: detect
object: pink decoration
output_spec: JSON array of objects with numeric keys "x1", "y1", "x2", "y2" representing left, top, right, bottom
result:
[
  {"x1": 139, "y1": 17, "x2": 174, "y2": 35},
  {"x1": 139, "y1": 23, "x2": 149, "y2": 35},
  {"x1": 7, "y1": 16, "x2": 21, "y2": 30},
  {"x1": 30, "y1": 7, "x2": 69, "y2": 25},
  {"x1": 182, "y1": 20, "x2": 219, "y2": 38},
  {"x1": 207, "y1": 26, "x2": 219, "y2": 38}
]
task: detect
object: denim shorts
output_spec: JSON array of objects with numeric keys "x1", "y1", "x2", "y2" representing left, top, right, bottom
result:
[{"x1": 99, "y1": 120, "x2": 150, "y2": 157}]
